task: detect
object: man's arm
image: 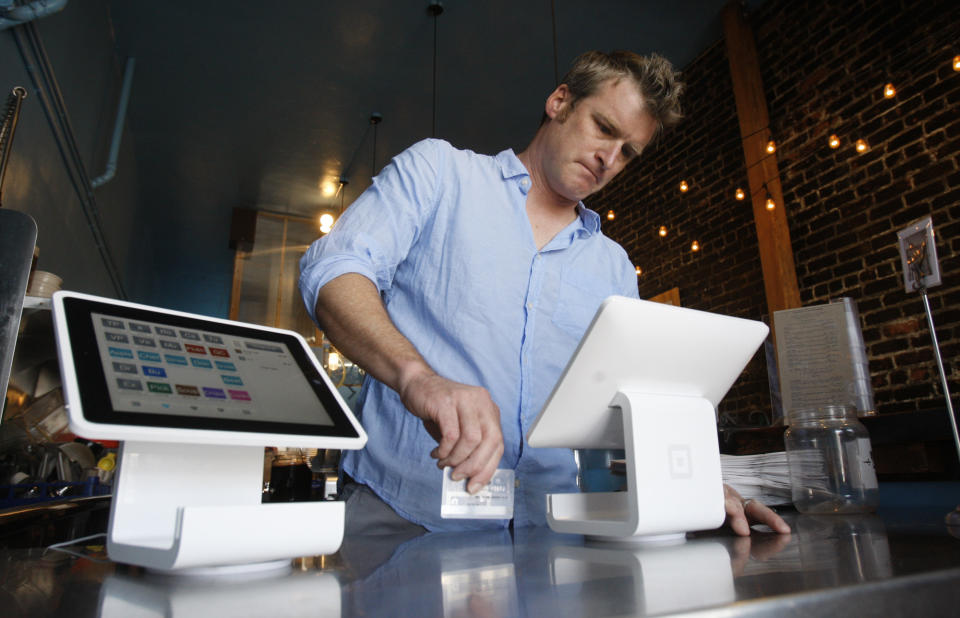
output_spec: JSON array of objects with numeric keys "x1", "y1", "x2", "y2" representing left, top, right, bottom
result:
[{"x1": 315, "y1": 273, "x2": 504, "y2": 494}]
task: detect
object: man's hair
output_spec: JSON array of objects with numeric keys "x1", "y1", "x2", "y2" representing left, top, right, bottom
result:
[{"x1": 554, "y1": 50, "x2": 685, "y2": 141}]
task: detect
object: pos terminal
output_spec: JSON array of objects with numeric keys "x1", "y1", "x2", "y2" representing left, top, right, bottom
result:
[
  {"x1": 52, "y1": 291, "x2": 366, "y2": 572},
  {"x1": 527, "y1": 296, "x2": 768, "y2": 542}
]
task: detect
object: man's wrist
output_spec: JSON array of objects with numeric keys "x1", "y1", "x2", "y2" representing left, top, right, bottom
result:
[{"x1": 394, "y1": 361, "x2": 436, "y2": 399}]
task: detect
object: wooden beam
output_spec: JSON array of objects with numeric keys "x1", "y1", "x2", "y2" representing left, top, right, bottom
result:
[
  {"x1": 722, "y1": 1, "x2": 801, "y2": 318},
  {"x1": 228, "y1": 249, "x2": 246, "y2": 321}
]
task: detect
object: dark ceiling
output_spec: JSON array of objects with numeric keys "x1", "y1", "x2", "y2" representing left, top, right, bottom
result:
[{"x1": 105, "y1": 0, "x2": 756, "y2": 310}]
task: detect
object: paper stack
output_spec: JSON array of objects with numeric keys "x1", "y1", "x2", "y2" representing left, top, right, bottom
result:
[{"x1": 721, "y1": 452, "x2": 794, "y2": 506}]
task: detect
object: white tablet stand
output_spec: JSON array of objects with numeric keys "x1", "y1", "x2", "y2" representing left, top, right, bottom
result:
[
  {"x1": 53, "y1": 291, "x2": 368, "y2": 573},
  {"x1": 527, "y1": 296, "x2": 768, "y2": 543},
  {"x1": 545, "y1": 391, "x2": 725, "y2": 543},
  {"x1": 108, "y1": 441, "x2": 345, "y2": 572}
]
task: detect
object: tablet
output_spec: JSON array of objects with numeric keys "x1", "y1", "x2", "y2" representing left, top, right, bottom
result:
[
  {"x1": 527, "y1": 296, "x2": 768, "y2": 449},
  {"x1": 52, "y1": 291, "x2": 366, "y2": 449}
]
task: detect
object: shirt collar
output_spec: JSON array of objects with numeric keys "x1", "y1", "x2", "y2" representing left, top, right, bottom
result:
[
  {"x1": 496, "y1": 147, "x2": 600, "y2": 238},
  {"x1": 576, "y1": 203, "x2": 601, "y2": 235},
  {"x1": 496, "y1": 148, "x2": 528, "y2": 180}
]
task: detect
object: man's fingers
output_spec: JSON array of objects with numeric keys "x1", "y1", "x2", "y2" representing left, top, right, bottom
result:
[
  {"x1": 723, "y1": 486, "x2": 752, "y2": 536},
  {"x1": 723, "y1": 484, "x2": 791, "y2": 536},
  {"x1": 745, "y1": 500, "x2": 791, "y2": 534},
  {"x1": 438, "y1": 431, "x2": 500, "y2": 483},
  {"x1": 438, "y1": 411, "x2": 503, "y2": 490},
  {"x1": 462, "y1": 439, "x2": 505, "y2": 494},
  {"x1": 430, "y1": 413, "x2": 461, "y2": 461},
  {"x1": 729, "y1": 509, "x2": 750, "y2": 536},
  {"x1": 437, "y1": 417, "x2": 486, "y2": 472}
]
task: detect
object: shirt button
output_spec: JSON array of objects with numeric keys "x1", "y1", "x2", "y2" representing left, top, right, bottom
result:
[
  {"x1": 521, "y1": 179, "x2": 530, "y2": 187},
  {"x1": 515, "y1": 479, "x2": 521, "y2": 488},
  {"x1": 526, "y1": 303, "x2": 533, "y2": 310}
]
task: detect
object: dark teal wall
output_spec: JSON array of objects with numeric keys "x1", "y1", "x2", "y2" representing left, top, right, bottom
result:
[{"x1": 1, "y1": 1, "x2": 145, "y2": 304}]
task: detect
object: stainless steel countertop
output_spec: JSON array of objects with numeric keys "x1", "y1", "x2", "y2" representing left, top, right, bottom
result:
[{"x1": 3, "y1": 507, "x2": 960, "y2": 616}]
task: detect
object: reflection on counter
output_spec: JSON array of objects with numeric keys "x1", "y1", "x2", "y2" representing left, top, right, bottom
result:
[
  {"x1": 339, "y1": 527, "x2": 775, "y2": 617},
  {"x1": 440, "y1": 561, "x2": 519, "y2": 617},
  {"x1": 796, "y1": 514, "x2": 892, "y2": 586},
  {"x1": 99, "y1": 569, "x2": 341, "y2": 617},
  {"x1": 340, "y1": 529, "x2": 519, "y2": 617},
  {"x1": 550, "y1": 539, "x2": 734, "y2": 616},
  {"x1": 6, "y1": 498, "x2": 960, "y2": 617}
]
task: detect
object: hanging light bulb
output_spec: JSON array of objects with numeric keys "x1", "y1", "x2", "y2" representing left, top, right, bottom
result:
[
  {"x1": 635, "y1": 265, "x2": 642, "y2": 276},
  {"x1": 327, "y1": 351, "x2": 342, "y2": 371},
  {"x1": 606, "y1": 209, "x2": 615, "y2": 220},
  {"x1": 320, "y1": 180, "x2": 337, "y2": 197},
  {"x1": 953, "y1": 55, "x2": 960, "y2": 71},
  {"x1": 765, "y1": 195, "x2": 776, "y2": 210},
  {"x1": 855, "y1": 138, "x2": 869, "y2": 153},
  {"x1": 319, "y1": 212, "x2": 335, "y2": 233},
  {"x1": 658, "y1": 225, "x2": 668, "y2": 237},
  {"x1": 735, "y1": 188, "x2": 745, "y2": 201},
  {"x1": 883, "y1": 83, "x2": 896, "y2": 98},
  {"x1": 828, "y1": 134, "x2": 841, "y2": 149},
  {"x1": 766, "y1": 140, "x2": 776, "y2": 154},
  {"x1": 691, "y1": 240, "x2": 700, "y2": 252},
  {"x1": 679, "y1": 180, "x2": 689, "y2": 193}
]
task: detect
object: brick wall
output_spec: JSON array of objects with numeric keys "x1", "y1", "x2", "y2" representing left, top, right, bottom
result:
[{"x1": 589, "y1": 0, "x2": 960, "y2": 424}]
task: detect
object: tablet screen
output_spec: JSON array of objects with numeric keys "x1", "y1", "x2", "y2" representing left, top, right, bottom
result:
[
  {"x1": 92, "y1": 311, "x2": 334, "y2": 425},
  {"x1": 58, "y1": 294, "x2": 360, "y2": 439}
]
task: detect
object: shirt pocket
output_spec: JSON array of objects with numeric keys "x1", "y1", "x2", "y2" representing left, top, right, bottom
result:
[{"x1": 551, "y1": 267, "x2": 613, "y2": 339}]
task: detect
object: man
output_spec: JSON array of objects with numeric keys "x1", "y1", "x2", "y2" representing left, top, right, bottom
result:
[{"x1": 300, "y1": 50, "x2": 788, "y2": 536}]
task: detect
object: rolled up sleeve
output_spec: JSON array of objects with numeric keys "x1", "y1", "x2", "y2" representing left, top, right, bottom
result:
[{"x1": 298, "y1": 139, "x2": 443, "y2": 326}]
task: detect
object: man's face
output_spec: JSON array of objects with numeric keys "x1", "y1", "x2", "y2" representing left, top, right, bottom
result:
[{"x1": 539, "y1": 78, "x2": 658, "y2": 203}]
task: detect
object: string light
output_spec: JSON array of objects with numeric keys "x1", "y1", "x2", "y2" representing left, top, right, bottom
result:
[
  {"x1": 635, "y1": 265, "x2": 642, "y2": 276},
  {"x1": 828, "y1": 134, "x2": 841, "y2": 149},
  {"x1": 691, "y1": 240, "x2": 700, "y2": 252},
  {"x1": 855, "y1": 138, "x2": 869, "y2": 153},
  {"x1": 606, "y1": 210, "x2": 615, "y2": 220},
  {"x1": 766, "y1": 140, "x2": 776, "y2": 154},
  {"x1": 883, "y1": 83, "x2": 896, "y2": 98},
  {"x1": 679, "y1": 180, "x2": 689, "y2": 193},
  {"x1": 761, "y1": 182, "x2": 776, "y2": 210},
  {"x1": 658, "y1": 225, "x2": 668, "y2": 237},
  {"x1": 953, "y1": 55, "x2": 960, "y2": 71},
  {"x1": 735, "y1": 188, "x2": 745, "y2": 201}
]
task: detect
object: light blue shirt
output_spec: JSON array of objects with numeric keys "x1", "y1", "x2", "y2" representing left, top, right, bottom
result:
[{"x1": 299, "y1": 139, "x2": 639, "y2": 530}]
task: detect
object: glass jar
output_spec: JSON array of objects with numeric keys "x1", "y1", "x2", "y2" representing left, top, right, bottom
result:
[{"x1": 784, "y1": 405, "x2": 879, "y2": 514}]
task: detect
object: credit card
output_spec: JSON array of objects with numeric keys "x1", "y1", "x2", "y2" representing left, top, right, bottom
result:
[{"x1": 440, "y1": 467, "x2": 514, "y2": 519}]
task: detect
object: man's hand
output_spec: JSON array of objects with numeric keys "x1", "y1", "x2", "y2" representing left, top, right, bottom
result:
[
  {"x1": 314, "y1": 274, "x2": 505, "y2": 494},
  {"x1": 398, "y1": 370, "x2": 504, "y2": 494},
  {"x1": 723, "y1": 484, "x2": 791, "y2": 536}
]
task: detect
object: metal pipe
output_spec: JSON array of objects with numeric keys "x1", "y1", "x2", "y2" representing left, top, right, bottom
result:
[
  {"x1": 0, "y1": 0, "x2": 68, "y2": 31},
  {"x1": 0, "y1": 86, "x2": 28, "y2": 205},
  {"x1": 12, "y1": 19, "x2": 127, "y2": 298},
  {"x1": 91, "y1": 57, "x2": 135, "y2": 188},
  {"x1": 920, "y1": 288, "x2": 960, "y2": 461}
]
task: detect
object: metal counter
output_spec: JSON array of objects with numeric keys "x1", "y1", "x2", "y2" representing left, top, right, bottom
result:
[{"x1": 2, "y1": 505, "x2": 960, "y2": 616}]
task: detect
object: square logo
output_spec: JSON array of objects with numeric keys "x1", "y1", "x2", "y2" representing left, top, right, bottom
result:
[{"x1": 668, "y1": 445, "x2": 692, "y2": 479}]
